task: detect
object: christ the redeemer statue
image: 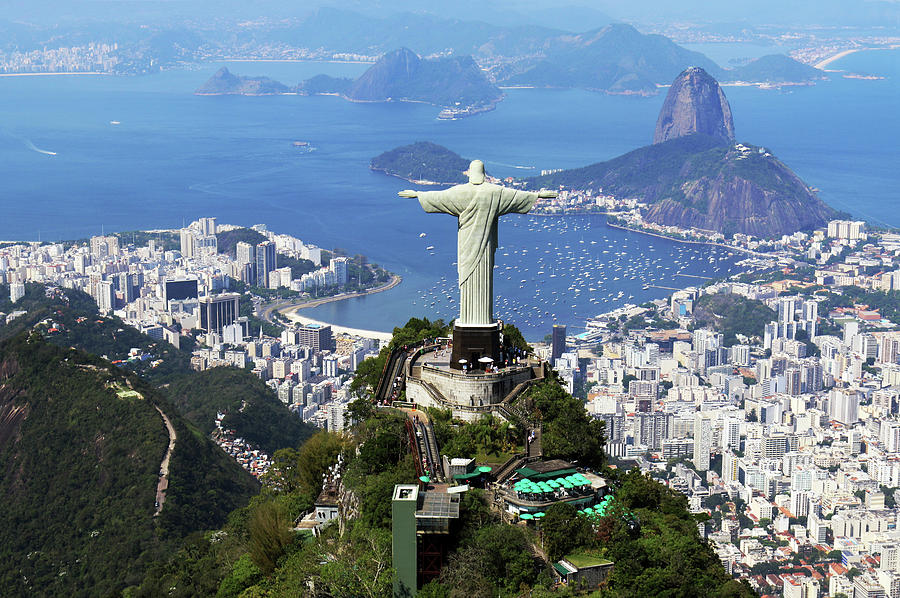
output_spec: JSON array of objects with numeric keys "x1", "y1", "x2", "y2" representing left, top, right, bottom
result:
[{"x1": 399, "y1": 159, "x2": 556, "y2": 327}]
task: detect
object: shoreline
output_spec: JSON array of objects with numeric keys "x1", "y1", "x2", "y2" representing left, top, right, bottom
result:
[
  {"x1": 815, "y1": 49, "x2": 862, "y2": 70},
  {"x1": 814, "y1": 46, "x2": 898, "y2": 70},
  {"x1": 604, "y1": 221, "x2": 765, "y2": 257},
  {"x1": 275, "y1": 274, "x2": 402, "y2": 339},
  {"x1": 221, "y1": 58, "x2": 375, "y2": 64},
  {"x1": 0, "y1": 71, "x2": 107, "y2": 77},
  {"x1": 369, "y1": 166, "x2": 457, "y2": 186}
]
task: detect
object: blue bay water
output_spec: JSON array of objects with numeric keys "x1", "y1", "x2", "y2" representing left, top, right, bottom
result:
[{"x1": 0, "y1": 52, "x2": 896, "y2": 338}]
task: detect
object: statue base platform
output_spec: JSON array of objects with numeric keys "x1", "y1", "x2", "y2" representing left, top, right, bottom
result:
[{"x1": 451, "y1": 322, "x2": 501, "y2": 371}]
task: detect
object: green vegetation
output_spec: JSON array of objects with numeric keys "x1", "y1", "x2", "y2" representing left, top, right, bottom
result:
[
  {"x1": 691, "y1": 292, "x2": 777, "y2": 346},
  {"x1": 528, "y1": 134, "x2": 726, "y2": 197},
  {"x1": 275, "y1": 253, "x2": 318, "y2": 280},
  {"x1": 429, "y1": 409, "x2": 524, "y2": 464},
  {"x1": 137, "y1": 410, "x2": 416, "y2": 597},
  {"x1": 546, "y1": 468, "x2": 754, "y2": 597},
  {"x1": 216, "y1": 227, "x2": 267, "y2": 257},
  {"x1": 520, "y1": 376, "x2": 606, "y2": 468},
  {"x1": 371, "y1": 141, "x2": 471, "y2": 184},
  {"x1": 348, "y1": 49, "x2": 502, "y2": 107},
  {"x1": 525, "y1": 133, "x2": 835, "y2": 236},
  {"x1": 163, "y1": 367, "x2": 315, "y2": 455},
  {"x1": 0, "y1": 333, "x2": 258, "y2": 597},
  {"x1": 350, "y1": 316, "x2": 450, "y2": 398},
  {"x1": 1, "y1": 283, "x2": 311, "y2": 457},
  {"x1": 821, "y1": 286, "x2": 900, "y2": 326}
]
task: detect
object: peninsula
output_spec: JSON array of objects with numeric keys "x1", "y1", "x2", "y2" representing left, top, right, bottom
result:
[{"x1": 524, "y1": 67, "x2": 837, "y2": 237}]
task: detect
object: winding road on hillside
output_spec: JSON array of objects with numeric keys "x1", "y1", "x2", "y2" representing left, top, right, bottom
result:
[{"x1": 153, "y1": 406, "x2": 177, "y2": 517}]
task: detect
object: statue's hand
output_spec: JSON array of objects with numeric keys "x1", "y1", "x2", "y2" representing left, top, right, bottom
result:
[
  {"x1": 398, "y1": 190, "x2": 417, "y2": 198},
  {"x1": 538, "y1": 190, "x2": 558, "y2": 199}
]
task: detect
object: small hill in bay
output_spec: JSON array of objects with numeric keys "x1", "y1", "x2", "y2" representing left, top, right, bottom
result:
[
  {"x1": 195, "y1": 66, "x2": 290, "y2": 95},
  {"x1": 0, "y1": 333, "x2": 259, "y2": 597},
  {"x1": 731, "y1": 54, "x2": 826, "y2": 83},
  {"x1": 370, "y1": 141, "x2": 473, "y2": 184}
]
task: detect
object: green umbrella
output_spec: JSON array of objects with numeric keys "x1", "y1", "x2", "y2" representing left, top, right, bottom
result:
[
  {"x1": 419, "y1": 476, "x2": 430, "y2": 483},
  {"x1": 478, "y1": 466, "x2": 492, "y2": 473},
  {"x1": 534, "y1": 512, "x2": 545, "y2": 518},
  {"x1": 519, "y1": 513, "x2": 534, "y2": 520}
]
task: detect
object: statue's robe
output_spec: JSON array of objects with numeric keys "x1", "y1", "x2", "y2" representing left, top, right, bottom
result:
[{"x1": 417, "y1": 183, "x2": 538, "y2": 325}]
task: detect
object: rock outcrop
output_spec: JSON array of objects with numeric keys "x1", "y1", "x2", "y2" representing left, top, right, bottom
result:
[{"x1": 653, "y1": 67, "x2": 734, "y2": 144}]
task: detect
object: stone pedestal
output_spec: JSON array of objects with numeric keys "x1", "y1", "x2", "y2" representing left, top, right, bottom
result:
[{"x1": 451, "y1": 322, "x2": 501, "y2": 371}]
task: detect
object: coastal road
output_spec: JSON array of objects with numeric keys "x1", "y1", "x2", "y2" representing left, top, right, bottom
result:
[{"x1": 153, "y1": 405, "x2": 177, "y2": 517}]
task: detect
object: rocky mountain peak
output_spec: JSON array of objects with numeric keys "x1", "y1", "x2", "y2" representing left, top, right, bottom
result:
[{"x1": 653, "y1": 66, "x2": 735, "y2": 144}]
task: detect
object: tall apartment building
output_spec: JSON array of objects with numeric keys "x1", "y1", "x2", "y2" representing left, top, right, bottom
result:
[
  {"x1": 255, "y1": 241, "x2": 276, "y2": 288},
  {"x1": 551, "y1": 324, "x2": 567, "y2": 364},
  {"x1": 633, "y1": 412, "x2": 672, "y2": 451},
  {"x1": 198, "y1": 293, "x2": 240, "y2": 334},
  {"x1": 297, "y1": 323, "x2": 334, "y2": 352},
  {"x1": 693, "y1": 414, "x2": 713, "y2": 471}
]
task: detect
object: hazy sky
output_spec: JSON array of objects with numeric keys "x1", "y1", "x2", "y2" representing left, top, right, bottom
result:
[{"x1": 4, "y1": 0, "x2": 898, "y2": 29}]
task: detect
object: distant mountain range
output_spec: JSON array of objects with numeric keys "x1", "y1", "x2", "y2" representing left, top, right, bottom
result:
[
  {"x1": 197, "y1": 49, "x2": 503, "y2": 113},
  {"x1": 492, "y1": 23, "x2": 824, "y2": 94},
  {"x1": 198, "y1": 21, "x2": 826, "y2": 108}
]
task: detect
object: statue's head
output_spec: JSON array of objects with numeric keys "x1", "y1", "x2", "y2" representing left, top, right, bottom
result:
[{"x1": 466, "y1": 159, "x2": 485, "y2": 185}]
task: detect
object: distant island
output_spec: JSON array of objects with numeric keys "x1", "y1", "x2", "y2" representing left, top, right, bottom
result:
[
  {"x1": 370, "y1": 142, "x2": 475, "y2": 184},
  {"x1": 196, "y1": 48, "x2": 503, "y2": 118},
  {"x1": 195, "y1": 67, "x2": 290, "y2": 95}
]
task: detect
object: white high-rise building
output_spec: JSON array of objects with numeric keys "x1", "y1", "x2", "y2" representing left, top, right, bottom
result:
[
  {"x1": 328, "y1": 401, "x2": 347, "y2": 432},
  {"x1": 790, "y1": 490, "x2": 810, "y2": 518},
  {"x1": 95, "y1": 280, "x2": 115, "y2": 314},
  {"x1": 9, "y1": 282, "x2": 25, "y2": 303},
  {"x1": 198, "y1": 217, "x2": 217, "y2": 236},
  {"x1": 179, "y1": 228, "x2": 195, "y2": 258},
  {"x1": 330, "y1": 256, "x2": 349, "y2": 286},
  {"x1": 782, "y1": 575, "x2": 818, "y2": 598},
  {"x1": 829, "y1": 389, "x2": 859, "y2": 425},
  {"x1": 722, "y1": 417, "x2": 741, "y2": 452},
  {"x1": 722, "y1": 451, "x2": 739, "y2": 483},
  {"x1": 693, "y1": 413, "x2": 713, "y2": 471},
  {"x1": 882, "y1": 421, "x2": 900, "y2": 453}
]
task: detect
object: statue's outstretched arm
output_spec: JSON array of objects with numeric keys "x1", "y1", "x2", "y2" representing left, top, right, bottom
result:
[
  {"x1": 538, "y1": 190, "x2": 558, "y2": 199},
  {"x1": 398, "y1": 190, "x2": 417, "y2": 198}
]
